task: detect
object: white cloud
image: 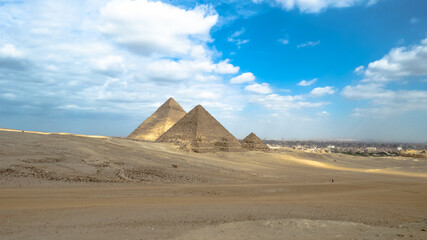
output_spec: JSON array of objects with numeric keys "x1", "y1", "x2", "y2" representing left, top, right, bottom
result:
[
  {"x1": 317, "y1": 111, "x2": 330, "y2": 117},
  {"x1": 342, "y1": 83, "x2": 391, "y2": 100},
  {"x1": 99, "y1": 0, "x2": 218, "y2": 57},
  {"x1": 245, "y1": 83, "x2": 272, "y2": 94},
  {"x1": 278, "y1": 39, "x2": 289, "y2": 45},
  {"x1": 57, "y1": 104, "x2": 95, "y2": 111},
  {"x1": 310, "y1": 86, "x2": 336, "y2": 97},
  {"x1": 0, "y1": 43, "x2": 30, "y2": 70},
  {"x1": 343, "y1": 38, "x2": 427, "y2": 117},
  {"x1": 92, "y1": 55, "x2": 125, "y2": 76},
  {"x1": 230, "y1": 72, "x2": 256, "y2": 84},
  {"x1": 215, "y1": 59, "x2": 240, "y2": 74},
  {"x1": 0, "y1": 44, "x2": 23, "y2": 58},
  {"x1": 229, "y1": 28, "x2": 245, "y2": 38},
  {"x1": 142, "y1": 58, "x2": 240, "y2": 82},
  {"x1": 342, "y1": 84, "x2": 427, "y2": 113},
  {"x1": 297, "y1": 40, "x2": 320, "y2": 48},
  {"x1": 248, "y1": 93, "x2": 327, "y2": 112},
  {"x1": 354, "y1": 65, "x2": 365, "y2": 75},
  {"x1": 228, "y1": 28, "x2": 250, "y2": 47},
  {"x1": 0, "y1": 0, "x2": 246, "y2": 121},
  {"x1": 145, "y1": 59, "x2": 215, "y2": 81},
  {"x1": 298, "y1": 78, "x2": 317, "y2": 86},
  {"x1": 253, "y1": 0, "x2": 376, "y2": 13},
  {"x1": 360, "y1": 38, "x2": 427, "y2": 82}
]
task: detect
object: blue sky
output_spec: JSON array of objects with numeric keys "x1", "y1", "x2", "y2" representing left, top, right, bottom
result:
[{"x1": 1, "y1": 0, "x2": 427, "y2": 142}]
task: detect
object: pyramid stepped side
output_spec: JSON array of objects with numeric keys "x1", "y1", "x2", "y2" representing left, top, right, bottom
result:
[
  {"x1": 155, "y1": 108, "x2": 199, "y2": 143},
  {"x1": 157, "y1": 105, "x2": 243, "y2": 153},
  {"x1": 242, "y1": 132, "x2": 270, "y2": 151},
  {"x1": 128, "y1": 98, "x2": 186, "y2": 141}
]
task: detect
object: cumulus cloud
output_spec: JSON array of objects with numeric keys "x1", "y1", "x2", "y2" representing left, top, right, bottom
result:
[
  {"x1": 342, "y1": 83, "x2": 391, "y2": 100},
  {"x1": 298, "y1": 78, "x2": 317, "y2": 86},
  {"x1": 360, "y1": 38, "x2": 427, "y2": 82},
  {"x1": 0, "y1": 44, "x2": 23, "y2": 58},
  {"x1": 248, "y1": 93, "x2": 327, "y2": 112},
  {"x1": 310, "y1": 86, "x2": 336, "y2": 97},
  {"x1": 91, "y1": 55, "x2": 125, "y2": 76},
  {"x1": 142, "y1": 58, "x2": 240, "y2": 82},
  {"x1": 297, "y1": 40, "x2": 320, "y2": 48},
  {"x1": 215, "y1": 59, "x2": 240, "y2": 74},
  {"x1": 100, "y1": 0, "x2": 218, "y2": 57},
  {"x1": 245, "y1": 83, "x2": 272, "y2": 94},
  {"x1": 230, "y1": 72, "x2": 255, "y2": 84},
  {"x1": 342, "y1": 84, "x2": 427, "y2": 114},
  {"x1": 343, "y1": 38, "x2": 427, "y2": 116},
  {"x1": 0, "y1": 0, "x2": 246, "y2": 127},
  {"x1": 253, "y1": 0, "x2": 377, "y2": 13}
]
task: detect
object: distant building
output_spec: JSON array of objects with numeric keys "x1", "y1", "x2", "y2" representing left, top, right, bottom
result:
[{"x1": 365, "y1": 147, "x2": 377, "y2": 153}]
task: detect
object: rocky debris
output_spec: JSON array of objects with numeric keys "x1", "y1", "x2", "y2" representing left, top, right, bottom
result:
[
  {"x1": 0, "y1": 164, "x2": 210, "y2": 184},
  {"x1": 116, "y1": 168, "x2": 208, "y2": 183},
  {"x1": 398, "y1": 150, "x2": 427, "y2": 158}
]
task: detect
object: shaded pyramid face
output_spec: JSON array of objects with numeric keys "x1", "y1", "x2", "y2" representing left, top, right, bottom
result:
[
  {"x1": 156, "y1": 105, "x2": 243, "y2": 153},
  {"x1": 128, "y1": 98, "x2": 187, "y2": 141},
  {"x1": 242, "y1": 132, "x2": 269, "y2": 151}
]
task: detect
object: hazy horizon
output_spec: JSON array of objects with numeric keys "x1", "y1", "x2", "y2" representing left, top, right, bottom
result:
[{"x1": 1, "y1": 0, "x2": 427, "y2": 142}]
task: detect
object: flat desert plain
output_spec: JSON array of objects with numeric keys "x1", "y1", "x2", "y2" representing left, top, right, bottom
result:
[{"x1": 1, "y1": 129, "x2": 427, "y2": 239}]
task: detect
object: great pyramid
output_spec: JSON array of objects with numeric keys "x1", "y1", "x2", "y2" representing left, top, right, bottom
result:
[
  {"x1": 241, "y1": 132, "x2": 270, "y2": 151},
  {"x1": 156, "y1": 105, "x2": 243, "y2": 153},
  {"x1": 128, "y1": 97, "x2": 187, "y2": 141}
]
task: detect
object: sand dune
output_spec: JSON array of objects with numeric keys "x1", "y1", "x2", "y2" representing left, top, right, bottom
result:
[
  {"x1": 0, "y1": 128, "x2": 109, "y2": 139},
  {"x1": 1, "y1": 130, "x2": 426, "y2": 239},
  {"x1": 278, "y1": 154, "x2": 427, "y2": 178}
]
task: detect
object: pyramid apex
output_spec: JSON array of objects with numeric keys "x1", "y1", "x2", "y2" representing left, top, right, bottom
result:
[
  {"x1": 164, "y1": 97, "x2": 177, "y2": 105},
  {"x1": 242, "y1": 132, "x2": 269, "y2": 151},
  {"x1": 127, "y1": 97, "x2": 186, "y2": 141},
  {"x1": 159, "y1": 97, "x2": 184, "y2": 110},
  {"x1": 192, "y1": 104, "x2": 207, "y2": 112}
]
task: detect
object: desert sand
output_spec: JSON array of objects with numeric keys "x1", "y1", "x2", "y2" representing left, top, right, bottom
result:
[{"x1": 1, "y1": 129, "x2": 427, "y2": 239}]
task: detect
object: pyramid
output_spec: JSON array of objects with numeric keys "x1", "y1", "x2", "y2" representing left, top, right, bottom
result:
[
  {"x1": 156, "y1": 105, "x2": 243, "y2": 153},
  {"x1": 128, "y1": 97, "x2": 186, "y2": 141},
  {"x1": 241, "y1": 132, "x2": 269, "y2": 151}
]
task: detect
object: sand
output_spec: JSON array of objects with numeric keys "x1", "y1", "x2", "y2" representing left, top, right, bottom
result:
[{"x1": 1, "y1": 129, "x2": 427, "y2": 239}]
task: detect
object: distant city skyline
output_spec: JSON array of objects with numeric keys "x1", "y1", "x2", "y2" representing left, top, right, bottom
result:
[{"x1": 1, "y1": 0, "x2": 427, "y2": 142}]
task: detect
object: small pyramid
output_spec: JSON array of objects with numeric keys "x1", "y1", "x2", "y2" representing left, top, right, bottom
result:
[
  {"x1": 241, "y1": 132, "x2": 269, "y2": 151},
  {"x1": 128, "y1": 98, "x2": 186, "y2": 141},
  {"x1": 156, "y1": 105, "x2": 243, "y2": 153}
]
